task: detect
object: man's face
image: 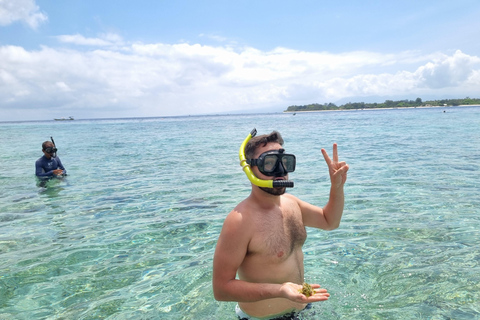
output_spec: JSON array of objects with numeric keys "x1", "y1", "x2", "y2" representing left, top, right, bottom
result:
[
  {"x1": 43, "y1": 143, "x2": 56, "y2": 159},
  {"x1": 251, "y1": 142, "x2": 288, "y2": 196}
]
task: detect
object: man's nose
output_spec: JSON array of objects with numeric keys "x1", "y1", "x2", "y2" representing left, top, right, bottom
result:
[{"x1": 274, "y1": 161, "x2": 287, "y2": 176}]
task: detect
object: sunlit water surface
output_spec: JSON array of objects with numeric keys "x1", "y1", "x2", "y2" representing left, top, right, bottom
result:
[{"x1": 1, "y1": 107, "x2": 479, "y2": 319}]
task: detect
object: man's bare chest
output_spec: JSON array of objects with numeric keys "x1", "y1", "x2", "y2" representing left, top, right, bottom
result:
[{"x1": 248, "y1": 211, "x2": 306, "y2": 261}]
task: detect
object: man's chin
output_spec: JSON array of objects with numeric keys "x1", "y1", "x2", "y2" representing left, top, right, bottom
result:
[{"x1": 259, "y1": 186, "x2": 286, "y2": 196}]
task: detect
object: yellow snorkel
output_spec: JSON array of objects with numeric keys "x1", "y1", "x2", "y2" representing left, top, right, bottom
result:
[{"x1": 239, "y1": 128, "x2": 294, "y2": 188}]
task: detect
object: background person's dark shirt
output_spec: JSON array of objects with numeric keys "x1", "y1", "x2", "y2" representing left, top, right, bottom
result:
[{"x1": 35, "y1": 155, "x2": 66, "y2": 178}]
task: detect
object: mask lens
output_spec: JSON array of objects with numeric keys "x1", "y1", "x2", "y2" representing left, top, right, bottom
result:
[
  {"x1": 262, "y1": 155, "x2": 278, "y2": 172},
  {"x1": 282, "y1": 155, "x2": 295, "y2": 172},
  {"x1": 256, "y1": 152, "x2": 296, "y2": 175},
  {"x1": 45, "y1": 147, "x2": 57, "y2": 154}
]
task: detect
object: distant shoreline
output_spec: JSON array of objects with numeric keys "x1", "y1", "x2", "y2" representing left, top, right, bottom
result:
[
  {"x1": 2, "y1": 105, "x2": 479, "y2": 124},
  {"x1": 283, "y1": 104, "x2": 479, "y2": 113}
]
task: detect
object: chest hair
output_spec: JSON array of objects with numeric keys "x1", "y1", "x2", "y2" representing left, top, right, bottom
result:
[{"x1": 253, "y1": 208, "x2": 306, "y2": 258}]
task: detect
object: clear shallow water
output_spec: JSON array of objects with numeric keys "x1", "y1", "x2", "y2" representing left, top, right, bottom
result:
[{"x1": 1, "y1": 107, "x2": 479, "y2": 319}]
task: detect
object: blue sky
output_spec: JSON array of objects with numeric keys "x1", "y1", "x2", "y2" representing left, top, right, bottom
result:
[{"x1": 1, "y1": 0, "x2": 480, "y2": 121}]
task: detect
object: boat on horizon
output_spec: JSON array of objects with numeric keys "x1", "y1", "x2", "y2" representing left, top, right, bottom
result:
[{"x1": 54, "y1": 116, "x2": 74, "y2": 121}]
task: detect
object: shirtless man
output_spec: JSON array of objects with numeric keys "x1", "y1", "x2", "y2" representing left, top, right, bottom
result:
[{"x1": 212, "y1": 130, "x2": 349, "y2": 319}]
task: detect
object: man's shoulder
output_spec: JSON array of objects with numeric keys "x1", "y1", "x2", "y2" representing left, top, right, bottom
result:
[
  {"x1": 35, "y1": 156, "x2": 45, "y2": 164},
  {"x1": 225, "y1": 197, "x2": 259, "y2": 224},
  {"x1": 282, "y1": 193, "x2": 301, "y2": 203},
  {"x1": 229, "y1": 199, "x2": 250, "y2": 218},
  {"x1": 232, "y1": 195, "x2": 263, "y2": 214},
  {"x1": 221, "y1": 204, "x2": 255, "y2": 239}
]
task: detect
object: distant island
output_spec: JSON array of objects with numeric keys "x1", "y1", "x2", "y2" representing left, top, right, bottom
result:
[{"x1": 285, "y1": 97, "x2": 480, "y2": 112}]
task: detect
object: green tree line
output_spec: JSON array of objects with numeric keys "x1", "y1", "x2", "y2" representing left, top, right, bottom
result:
[{"x1": 285, "y1": 97, "x2": 480, "y2": 112}]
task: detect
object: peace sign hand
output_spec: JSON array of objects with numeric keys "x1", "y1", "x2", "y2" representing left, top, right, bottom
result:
[{"x1": 321, "y1": 143, "x2": 349, "y2": 189}]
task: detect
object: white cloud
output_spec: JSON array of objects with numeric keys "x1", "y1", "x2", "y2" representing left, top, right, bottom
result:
[
  {"x1": 56, "y1": 33, "x2": 125, "y2": 47},
  {"x1": 415, "y1": 50, "x2": 480, "y2": 89},
  {"x1": 1, "y1": 39, "x2": 479, "y2": 121},
  {"x1": 55, "y1": 81, "x2": 72, "y2": 92},
  {"x1": 0, "y1": 0, "x2": 47, "y2": 29},
  {"x1": 198, "y1": 33, "x2": 229, "y2": 43}
]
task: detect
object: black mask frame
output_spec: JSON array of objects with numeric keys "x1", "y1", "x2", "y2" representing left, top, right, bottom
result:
[{"x1": 247, "y1": 149, "x2": 296, "y2": 176}]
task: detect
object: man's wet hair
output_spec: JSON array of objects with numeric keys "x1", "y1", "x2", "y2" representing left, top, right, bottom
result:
[
  {"x1": 245, "y1": 131, "x2": 284, "y2": 159},
  {"x1": 42, "y1": 141, "x2": 53, "y2": 150}
]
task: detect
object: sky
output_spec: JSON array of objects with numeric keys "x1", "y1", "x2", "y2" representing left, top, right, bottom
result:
[{"x1": 1, "y1": 0, "x2": 480, "y2": 121}]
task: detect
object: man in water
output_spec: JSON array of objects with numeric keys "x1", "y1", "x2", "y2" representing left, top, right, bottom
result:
[
  {"x1": 213, "y1": 130, "x2": 349, "y2": 319},
  {"x1": 35, "y1": 141, "x2": 67, "y2": 178}
]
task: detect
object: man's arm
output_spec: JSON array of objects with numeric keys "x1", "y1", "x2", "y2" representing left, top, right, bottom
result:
[
  {"x1": 213, "y1": 210, "x2": 278, "y2": 302},
  {"x1": 35, "y1": 159, "x2": 52, "y2": 177},
  {"x1": 297, "y1": 143, "x2": 349, "y2": 230},
  {"x1": 56, "y1": 157, "x2": 66, "y2": 171},
  {"x1": 55, "y1": 157, "x2": 66, "y2": 175}
]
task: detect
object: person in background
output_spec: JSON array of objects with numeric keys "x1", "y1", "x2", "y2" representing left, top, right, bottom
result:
[
  {"x1": 213, "y1": 130, "x2": 349, "y2": 320},
  {"x1": 35, "y1": 140, "x2": 66, "y2": 179}
]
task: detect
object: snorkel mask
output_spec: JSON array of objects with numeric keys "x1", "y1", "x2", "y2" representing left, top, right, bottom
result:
[
  {"x1": 45, "y1": 136, "x2": 57, "y2": 157},
  {"x1": 247, "y1": 149, "x2": 296, "y2": 177},
  {"x1": 239, "y1": 128, "x2": 295, "y2": 188},
  {"x1": 44, "y1": 147, "x2": 57, "y2": 157}
]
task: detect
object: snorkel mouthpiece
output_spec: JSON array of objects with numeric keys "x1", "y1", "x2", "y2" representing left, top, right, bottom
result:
[
  {"x1": 272, "y1": 180, "x2": 294, "y2": 188},
  {"x1": 239, "y1": 128, "x2": 294, "y2": 188}
]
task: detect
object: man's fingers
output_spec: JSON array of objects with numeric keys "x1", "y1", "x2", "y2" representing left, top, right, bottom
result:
[
  {"x1": 340, "y1": 164, "x2": 349, "y2": 173},
  {"x1": 334, "y1": 164, "x2": 349, "y2": 175},
  {"x1": 321, "y1": 148, "x2": 331, "y2": 164},
  {"x1": 306, "y1": 292, "x2": 330, "y2": 302},
  {"x1": 333, "y1": 143, "x2": 338, "y2": 163}
]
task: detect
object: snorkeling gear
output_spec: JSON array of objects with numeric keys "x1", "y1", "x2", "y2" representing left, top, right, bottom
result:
[
  {"x1": 247, "y1": 149, "x2": 296, "y2": 177},
  {"x1": 44, "y1": 147, "x2": 58, "y2": 155},
  {"x1": 239, "y1": 128, "x2": 294, "y2": 188},
  {"x1": 47, "y1": 136, "x2": 57, "y2": 157}
]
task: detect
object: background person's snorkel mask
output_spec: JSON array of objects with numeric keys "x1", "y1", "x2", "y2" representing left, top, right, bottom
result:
[
  {"x1": 239, "y1": 128, "x2": 295, "y2": 188},
  {"x1": 45, "y1": 136, "x2": 58, "y2": 157}
]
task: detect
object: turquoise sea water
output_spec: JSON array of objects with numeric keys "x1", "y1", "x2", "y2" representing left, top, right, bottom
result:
[{"x1": 1, "y1": 106, "x2": 479, "y2": 319}]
